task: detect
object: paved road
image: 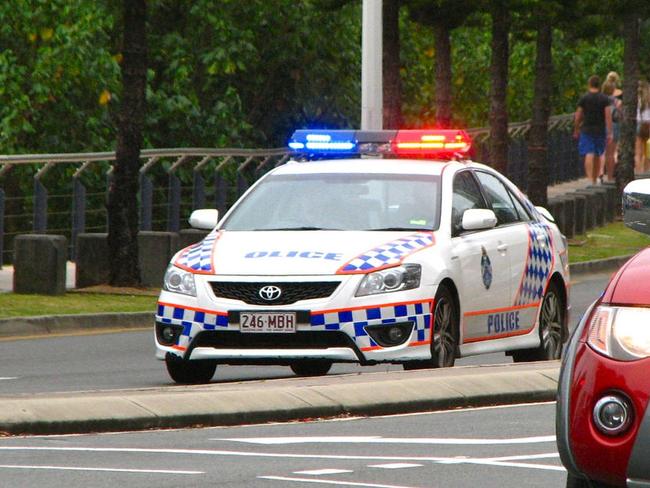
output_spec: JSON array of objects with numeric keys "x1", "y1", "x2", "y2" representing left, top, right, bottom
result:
[
  {"x1": 0, "y1": 402, "x2": 563, "y2": 488},
  {"x1": 0, "y1": 271, "x2": 611, "y2": 395}
]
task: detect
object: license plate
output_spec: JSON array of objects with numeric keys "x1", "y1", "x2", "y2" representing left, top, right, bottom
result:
[{"x1": 240, "y1": 312, "x2": 296, "y2": 333}]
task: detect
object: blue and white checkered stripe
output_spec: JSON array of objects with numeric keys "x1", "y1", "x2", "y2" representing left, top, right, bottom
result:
[
  {"x1": 157, "y1": 303, "x2": 229, "y2": 348},
  {"x1": 515, "y1": 223, "x2": 554, "y2": 306},
  {"x1": 175, "y1": 230, "x2": 219, "y2": 273},
  {"x1": 311, "y1": 302, "x2": 431, "y2": 350},
  {"x1": 338, "y1": 233, "x2": 434, "y2": 274},
  {"x1": 157, "y1": 300, "x2": 432, "y2": 352}
]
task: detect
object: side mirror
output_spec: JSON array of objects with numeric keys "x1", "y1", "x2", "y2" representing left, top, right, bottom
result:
[
  {"x1": 189, "y1": 209, "x2": 219, "y2": 230},
  {"x1": 462, "y1": 209, "x2": 498, "y2": 231},
  {"x1": 535, "y1": 206, "x2": 555, "y2": 223},
  {"x1": 623, "y1": 179, "x2": 650, "y2": 235}
]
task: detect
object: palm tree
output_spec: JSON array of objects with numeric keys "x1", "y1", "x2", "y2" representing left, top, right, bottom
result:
[
  {"x1": 488, "y1": 0, "x2": 510, "y2": 175},
  {"x1": 107, "y1": 0, "x2": 147, "y2": 286}
]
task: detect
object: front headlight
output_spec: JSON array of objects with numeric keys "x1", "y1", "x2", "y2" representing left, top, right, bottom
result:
[
  {"x1": 163, "y1": 265, "x2": 197, "y2": 297},
  {"x1": 587, "y1": 306, "x2": 650, "y2": 361},
  {"x1": 356, "y1": 264, "x2": 421, "y2": 297}
]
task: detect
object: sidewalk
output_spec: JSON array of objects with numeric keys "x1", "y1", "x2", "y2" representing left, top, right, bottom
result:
[{"x1": 0, "y1": 261, "x2": 76, "y2": 293}]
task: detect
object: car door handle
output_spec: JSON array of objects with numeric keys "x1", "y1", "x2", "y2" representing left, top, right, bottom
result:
[{"x1": 497, "y1": 244, "x2": 507, "y2": 252}]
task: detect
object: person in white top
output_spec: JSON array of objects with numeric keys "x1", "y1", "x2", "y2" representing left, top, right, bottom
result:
[{"x1": 636, "y1": 80, "x2": 650, "y2": 174}]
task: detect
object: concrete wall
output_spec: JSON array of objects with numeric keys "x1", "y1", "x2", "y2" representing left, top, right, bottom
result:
[{"x1": 74, "y1": 231, "x2": 195, "y2": 288}]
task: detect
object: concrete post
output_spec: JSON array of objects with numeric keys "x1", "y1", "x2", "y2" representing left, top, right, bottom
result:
[
  {"x1": 14, "y1": 234, "x2": 67, "y2": 295},
  {"x1": 361, "y1": 0, "x2": 383, "y2": 130}
]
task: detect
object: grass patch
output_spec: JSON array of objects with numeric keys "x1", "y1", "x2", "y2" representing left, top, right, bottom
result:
[
  {"x1": 0, "y1": 292, "x2": 157, "y2": 318},
  {"x1": 569, "y1": 221, "x2": 650, "y2": 263}
]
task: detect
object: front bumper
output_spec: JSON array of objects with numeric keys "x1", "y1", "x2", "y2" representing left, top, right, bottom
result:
[
  {"x1": 154, "y1": 281, "x2": 436, "y2": 364},
  {"x1": 560, "y1": 338, "x2": 650, "y2": 486}
]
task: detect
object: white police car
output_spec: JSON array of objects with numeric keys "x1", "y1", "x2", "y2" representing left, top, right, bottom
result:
[{"x1": 155, "y1": 129, "x2": 570, "y2": 383}]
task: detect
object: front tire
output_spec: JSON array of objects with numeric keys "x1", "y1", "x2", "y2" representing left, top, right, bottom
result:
[
  {"x1": 431, "y1": 284, "x2": 459, "y2": 367},
  {"x1": 290, "y1": 360, "x2": 332, "y2": 377},
  {"x1": 403, "y1": 284, "x2": 458, "y2": 370},
  {"x1": 165, "y1": 353, "x2": 217, "y2": 384},
  {"x1": 513, "y1": 280, "x2": 566, "y2": 362},
  {"x1": 566, "y1": 472, "x2": 613, "y2": 488}
]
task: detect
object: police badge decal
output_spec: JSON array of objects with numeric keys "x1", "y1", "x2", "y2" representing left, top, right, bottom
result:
[{"x1": 481, "y1": 246, "x2": 492, "y2": 290}]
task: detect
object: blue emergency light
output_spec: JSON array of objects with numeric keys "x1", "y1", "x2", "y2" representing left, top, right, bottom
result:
[
  {"x1": 288, "y1": 129, "x2": 472, "y2": 159},
  {"x1": 288, "y1": 130, "x2": 357, "y2": 153}
]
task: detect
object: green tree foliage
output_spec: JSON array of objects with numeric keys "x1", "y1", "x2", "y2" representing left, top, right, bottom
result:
[
  {"x1": 0, "y1": 0, "x2": 119, "y2": 153},
  {"x1": 142, "y1": 0, "x2": 362, "y2": 148},
  {"x1": 0, "y1": 0, "x2": 639, "y2": 154},
  {"x1": 400, "y1": 13, "x2": 624, "y2": 129}
]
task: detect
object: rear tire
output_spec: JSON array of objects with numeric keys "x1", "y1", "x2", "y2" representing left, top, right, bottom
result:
[
  {"x1": 513, "y1": 280, "x2": 565, "y2": 362},
  {"x1": 290, "y1": 360, "x2": 332, "y2": 377},
  {"x1": 165, "y1": 353, "x2": 217, "y2": 384}
]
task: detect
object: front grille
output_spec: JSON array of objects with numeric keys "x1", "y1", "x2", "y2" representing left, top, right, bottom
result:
[
  {"x1": 209, "y1": 281, "x2": 340, "y2": 305},
  {"x1": 193, "y1": 330, "x2": 355, "y2": 349}
]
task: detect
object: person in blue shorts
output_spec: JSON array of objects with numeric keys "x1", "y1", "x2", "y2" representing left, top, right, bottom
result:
[{"x1": 573, "y1": 75, "x2": 613, "y2": 184}]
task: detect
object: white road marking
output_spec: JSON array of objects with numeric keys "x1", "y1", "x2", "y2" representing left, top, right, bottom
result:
[
  {"x1": 216, "y1": 435, "x2": 556, "y2": 445},
  {"x1": 368, "y1": 463, "x2": 423, "y2": 469},
  {"x1": 0, "y1": 464, "x2": 202, "y2": 475},
  {"x1": 457, "y1": 459, "x2": 565, "y2": 472},
  {"x1": 0, "y1": 377, "x2": 18, "y2": 381},
  {"x1": 260, "y1": 475, "x2": 420, "y2": 487},
  {"x1": 294, "y1": 469, "x2": 354, "y2": 475},
  {"x1": 371, "y1": 401, "x2": 556, "y2": 419},
  {"x1": 0, "y1": 446, "x2": 564, "y2": 472},
  {"x1": 486, "y1": 453, "x2": 560, "y2": 462}
]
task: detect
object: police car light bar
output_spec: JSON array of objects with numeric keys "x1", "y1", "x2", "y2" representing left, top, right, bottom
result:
[
  {"x1": 392, "y1": 129, "x2": 472, "y2": 156},
  {"x1": 288, "y1": 129, "x2": 472, "y2": 159}
]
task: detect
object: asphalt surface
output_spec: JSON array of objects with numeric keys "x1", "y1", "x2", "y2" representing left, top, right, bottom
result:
[
  {"x1": 0, "y1": 264, "x2": 621, "y2": 436},
  {"x1": 0, "y1": 402, "x2": 562, "y2": 488}
]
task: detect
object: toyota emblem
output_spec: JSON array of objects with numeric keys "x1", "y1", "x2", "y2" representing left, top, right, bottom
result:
[{"x1": 259, "y1": 285, "x2": 282, "y2": 301}]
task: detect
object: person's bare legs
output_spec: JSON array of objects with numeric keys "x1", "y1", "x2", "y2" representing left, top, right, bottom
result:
[
  {"x1": 607, "y1": 142, "x2": 618, "y2": 181},
  {"x1": 584, "y1": 153, "x2": 598, "y2": 184},
  {"x1": 604, "y1": 141, "x2": 616, "y2": 181},
  {"x1": 635, "y1": 137, "x2": 644, "y2": 174},
  {"x1": 593, "y1": 154, "x2": 601, "y2": 183}
]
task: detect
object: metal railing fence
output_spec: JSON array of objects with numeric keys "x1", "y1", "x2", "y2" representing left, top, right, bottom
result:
[{"x1": 0, "y1": 114, "x2": 580, "y2": 265}]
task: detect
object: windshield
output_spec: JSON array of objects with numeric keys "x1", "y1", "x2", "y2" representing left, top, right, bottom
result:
[{"x1": 222, "y1": 172, "x2": 441, "y2": 231}]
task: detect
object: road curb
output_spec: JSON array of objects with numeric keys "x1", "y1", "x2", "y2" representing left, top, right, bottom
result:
[
  {"x1": 568, "y1": 255, "x2": 633, "y2": 276},
  {"x1": 0, "y1": 362, "x2": 559, "y2": 436},
  {"x1": 0, "y1": 312, "x2": 153, "y2": 338}
]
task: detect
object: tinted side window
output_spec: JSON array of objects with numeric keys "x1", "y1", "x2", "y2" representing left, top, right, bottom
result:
[
  {"x1": 509, "y1": 190, "x2": 532, "y2": 222},
  {"x1": 452, "y1": 171, "x2": 487, "y2": 235},
  {"x1": 474, "y1": 171, "x2": 523, "y2": 225}
]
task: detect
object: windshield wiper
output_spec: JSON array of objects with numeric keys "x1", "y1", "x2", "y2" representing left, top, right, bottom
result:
[{"x1": 364, "y1": 227, "x2": 432, "y2": 231}]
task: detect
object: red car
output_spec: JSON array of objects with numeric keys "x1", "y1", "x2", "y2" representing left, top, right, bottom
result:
[{"x1": 557, "y1": 178, "x2": 650, "y2": 488}]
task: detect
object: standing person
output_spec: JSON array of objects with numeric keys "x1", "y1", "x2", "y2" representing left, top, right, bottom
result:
[
  {"x1": 601, "y1": 72, "x2": 622, "y2": 182},
  {"x1": 573, "y1": 75, "x2": 613, "y2": 184},
  {"x1": 636, "y1": 80, "x2": 650, "y2": 174}
]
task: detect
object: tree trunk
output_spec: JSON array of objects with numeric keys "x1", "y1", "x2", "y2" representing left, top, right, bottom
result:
[
  {"x1": 527, "y1": 22, "x2": 552, "y2": 207},
  {"x1": 615, "y1": 12, "x2": 639, "y2": 203},
  {"x1": 433, "y1": 23, "x2": 452, "y2": 128},
  {"x1": 488, "y1": 3, "x2": 510, "y2": 175},
  {"x1": 383, "y1": 0, "x2": 403, "y2": 129},
  {"x1": 107, "y1": 0, "x2": 147, "y2": 286}
]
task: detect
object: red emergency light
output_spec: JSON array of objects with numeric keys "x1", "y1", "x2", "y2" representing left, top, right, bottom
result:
[{"x1": 392, "y1": 129, "x2": 472, "y2": 157}]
